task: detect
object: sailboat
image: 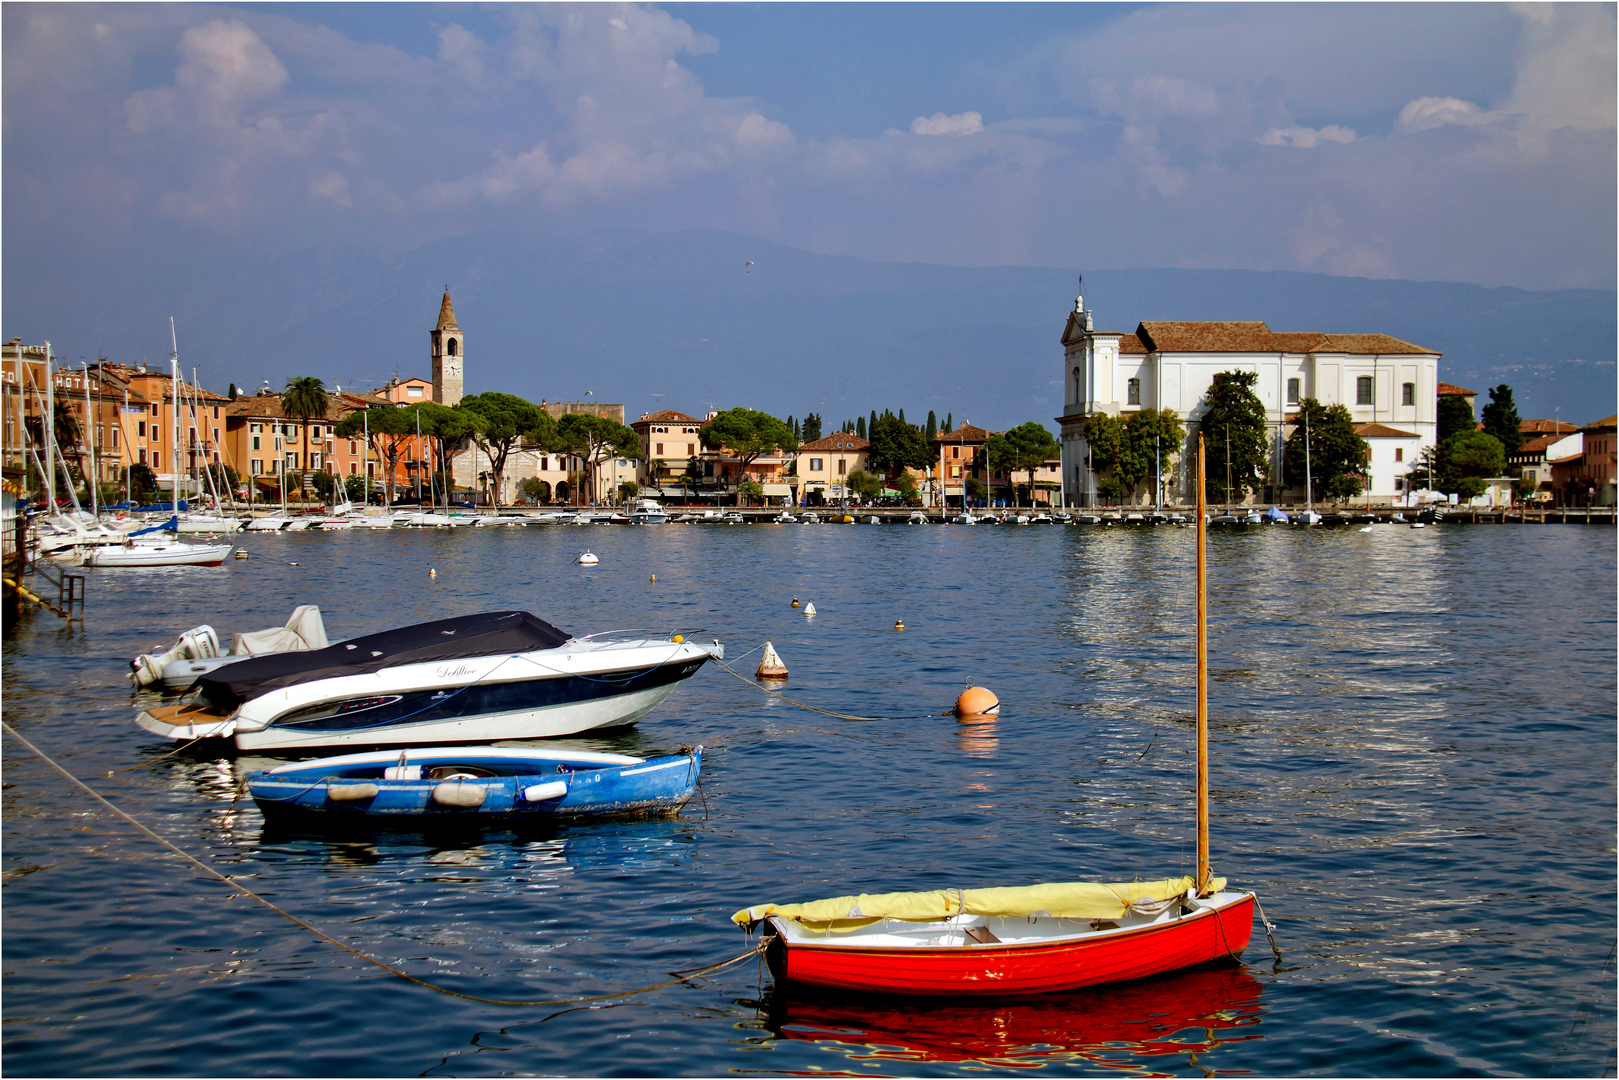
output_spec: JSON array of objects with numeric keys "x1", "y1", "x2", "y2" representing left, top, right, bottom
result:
[
  {"x1": 731, "y1": 435, "x2": 1260, "y2": 996},
  {"x1": 1296, "y1": 411, "x2": 1322, "y2": 526}
]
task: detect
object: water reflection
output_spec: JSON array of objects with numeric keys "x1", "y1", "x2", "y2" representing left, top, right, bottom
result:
[
  {"x1": 760, "y1": 962, "x2": 1265, "y2": 1073},
  {"x1": 957, "y1": 713, "x2": 999, "y2": 757}
]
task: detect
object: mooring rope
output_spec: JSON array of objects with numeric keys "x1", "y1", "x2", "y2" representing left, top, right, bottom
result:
[
  {"x1": 0, "y1": 719, "x2": 762, "y2": 1007},
  {"x1": 708, "y1": 654, "x2": 940, "y2": 723}
]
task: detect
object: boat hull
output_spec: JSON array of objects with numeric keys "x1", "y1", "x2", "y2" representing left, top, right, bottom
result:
[
  {"x1": 247, "y1": 747, "x2": 700, "y2": 823},
  {"x1": 87, "y1": 542, "x2": 233, "y2": 567},
  {"x1": 764, "y1": 893, "x2": 1255, "y2": 997}
]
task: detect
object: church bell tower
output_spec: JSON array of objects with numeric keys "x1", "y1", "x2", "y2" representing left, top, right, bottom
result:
[{"x1": 430, "y1": 290, "x2": 464, "y2": 406}]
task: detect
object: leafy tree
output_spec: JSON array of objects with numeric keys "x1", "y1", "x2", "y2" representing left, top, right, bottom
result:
[
  {"x1": 343, "y1": 474, "x2": 368, "y2": 501},
  {"x1": 558, "y1": 413, "x2": 640, "y2": 504},
  {"x1": 801, "y1": 413, "x2": 822, "y2": 442},
  {"x1": 1283, "y1": 399, "x2": 1369, "y2": 502},
  {"x1": 518, "y1": 476, "x2": 551, "y2": 503},
  {"x1": 415, "y1": 402, "x2": 483, "y2": 506},
  {"x1": 926, "y1": 410, "x2": 938, "y2": 440},
  {"x1": 1443, "y1": 430, "x2": 1506, "y2": 483},
  {"x1": 965, "y1": 475, "x2": 985, "y2": 503},
  {"x1": 1086, "y1": 409, "x2": 1183, "y2": 504},
  {"x1": 1201, "y1": 371, "x2": 1269, "y2": 502},
  {"x1": 1437, "y1": 393, "x2": 1475, "y2": 444},
  {"x1": 855, "y1": 416, "x2": 866, "y2": 439},
  {"x1": 701, "y1": 407, "x2": 794, "y2": 506},
  {"x1": 459, "y1": 392, "x2": 552, "y2": 506},
  {"x1": 336, "y1": 405, "x2": 419, "y2": 507},
  {"x1": 1481, "y1": 384, "x2": 1522, "y2": 453},
  {"x1": 127, "y1": 463, "x2": 156, "y2": 503},
  {"x1": 867, "y1": 414, "x2": 932, "y2": 479},
  {"x1": 282, "y1": 376, "x2": 329, "y2": 494},
  {"x1": 683, "y1": 456, "x2": 703, "y2": 495},
  {"x1": 893, "y1": 469, "x2": 919, "y2": 503},
  {"x1": 986, "y1": 422, "x2": 1060, "y2": 507},
  {"x1": 1096, "y1": 477, "x2": 1125, "y2": 504},
  {"x1": 846, "y1": 468, "x2": 881, "y2": 501},
  {"x1": 737, "y1": 479, "x2": 764, "y2": 505},
  {"x1": 618, "y1": 480, "x2": 640, "y2": 504}
]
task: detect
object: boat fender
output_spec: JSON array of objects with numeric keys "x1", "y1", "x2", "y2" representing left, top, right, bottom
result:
[
  {"x1": 522, "y1": 780, "x2": 568, "y2": 803},
  {"x1": 327, "y1": 782, "x2": 379, "y2": 802},
  {"x1": 383, "y1": 765, "x2": 422, "y2": 780},
  {"x1": 432, "y1": 781, "x2": 488, "y2": 808}
]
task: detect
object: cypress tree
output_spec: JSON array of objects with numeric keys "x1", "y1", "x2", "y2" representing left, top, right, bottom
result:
[
  {"x1": 945, "y1": 412, "x2": 953, "y2": 433},
  {"x1": 856, "y1": 416, "x2": 866, "y2": 439},
  {"x1": 927, "y1": 410, "x2": 937, "y2": 440},
  {"x1": 869, "y1": 410, "x2": 877, "y2": 436},
  {"x1": 898, "y1": 408, "x2": 906, "y2": 425},
  {"x1": 228, "y1": 382, "x2": 238, "y2": 401}
]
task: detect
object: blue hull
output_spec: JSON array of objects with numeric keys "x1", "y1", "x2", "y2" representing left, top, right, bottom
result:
[{"x1": 247, "y1": 748, "x2": 700, "y2": 823}]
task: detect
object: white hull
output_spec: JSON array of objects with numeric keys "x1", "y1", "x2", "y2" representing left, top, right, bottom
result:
[{"x1": 88, "y1": 541, "x2": 234, "y2": 566}]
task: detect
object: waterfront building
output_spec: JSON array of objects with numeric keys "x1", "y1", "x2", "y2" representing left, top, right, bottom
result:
[
  {"x1": 379, "y1": 376, "x2": 435, "y2": 404},
  {"x1": 632, "y1": 410, "x2": 704, "y2": 494},
  {"x1": 928, "y1": 424, "x2": 996, "y2": 508},
  {"x1": 795, "y1": 433, "x2": 870, "y2": 504},
  {"x1": 222, "y1": 389, "x2": 383, "y2": 501},
  {"x1": 1057, "y1": 295, "x2": 1443, "y2": 506},
  {"x1": 1563, "y1": 415, "x2": 1618, "y2": 506},
  {"x1": 1511, "y1": 431, "x2": 1584, "y2": 503},
  {"x1": 1519, "y1": 418, "x2": 1578, "y2": 441}
]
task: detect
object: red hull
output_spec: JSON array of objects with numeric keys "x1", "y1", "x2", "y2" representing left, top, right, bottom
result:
[{"x1": 769, "y1": 894, "x2": 1255, "y2": 996}]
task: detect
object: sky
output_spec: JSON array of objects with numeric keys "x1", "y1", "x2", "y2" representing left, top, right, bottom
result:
[{"x1": 3, "y1": 2, "x2": 1615, "y2": 310}]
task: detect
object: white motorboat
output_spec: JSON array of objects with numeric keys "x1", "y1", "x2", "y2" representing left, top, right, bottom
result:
[
  {"x1": 907, "y1": 511, "x2": 928, "y2": 524},
  {"x1": 800, "y1": 512, "x2": 821, "y2": 524},
  {"x1": 242, "y1": 514, "x2": 294, "y2": 531},
  {"x1": 131, "y1": 605, "x2": 329, "y2": 690},
  {"x1": 775, "y1": 511, "x2": 799, "y2": 523},
  {"x1": 1296, "y1": 510, "x2": 1323, "y2": 526},
  {"x1": 399, "y1": 511, "x2": 454, "y2": 527},
  {"x1": 135, "y1": 612, "x2": 724, "y2": 752},
  {"x1": 630, "y1": 498, "x2": 669, "y2": 525},
  {"x1": 867, "y1": 516, "x2": 881, "y2": 524},
  {"x1": 951, "y1": 512, "x2": 975, "y2": 524},
  {"x1": 723, "y1": 512, "x2": 745, "y2": 524},
  {"x1": 348, "y1": 513, "x2": 400, "y2": 529},
  {"x1": 1030, "y1": 513, "x2": 1053, "y2": 524}
]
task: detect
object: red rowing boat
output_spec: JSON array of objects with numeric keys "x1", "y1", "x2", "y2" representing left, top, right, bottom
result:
[{"x1": 733, "y1": 436, "x2": 1264, "y2": 996}]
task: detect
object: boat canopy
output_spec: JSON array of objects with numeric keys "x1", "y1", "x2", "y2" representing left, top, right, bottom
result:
[
  {"x1": 194, "y1": 611, "x2": 570, "y2": 711},
  {"x1": 732, "y1": 876, "x2": 1225, "y2": 928}
]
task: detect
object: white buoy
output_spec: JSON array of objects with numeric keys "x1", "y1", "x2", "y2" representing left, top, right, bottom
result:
[
  {"x1": 578, "y1": 551, "x2": 599, "y2": 565},
  {"x1": 802, "y1": 602, "x2": 817, "y2": 616},
  {"x1": 429, "y1": 567, "x2": 437, "y2": 578},
  {"x1": 756, "y1": 641, "x2": 788, "y2": 678},
  {"x1": 1359, "y1": 526, "x2": 1374, "y2": 533}
]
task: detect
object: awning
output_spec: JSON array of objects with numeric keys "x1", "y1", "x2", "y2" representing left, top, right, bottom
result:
[{"x1": 762, "y1": 483, "x2": 794, "y2": 496}]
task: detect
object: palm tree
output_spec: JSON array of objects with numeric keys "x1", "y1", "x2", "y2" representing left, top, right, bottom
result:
[{"x1": 282, "y1": 376, "x2": 329, "y2": 502}]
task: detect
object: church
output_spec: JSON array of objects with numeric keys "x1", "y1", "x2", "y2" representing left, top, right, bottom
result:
[{"x1": 1056, "y1": 295, "x2": 1442, "y2": 507}]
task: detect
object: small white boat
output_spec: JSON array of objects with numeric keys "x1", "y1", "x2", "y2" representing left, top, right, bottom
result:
[
  {"x1": 630, "y1": 498, "x2": 669, "y2": 525},
  {"x1": 87, "y1": 537, "x2": 234, "y2": 567},
  {"x1": 241, "y1": 514, "x2": 293, "y2": 532},
  {"x1": 348, "y1": 513, "x2": 400, "y2": 529},
  {"x1": 1241, "y1": 511, "x2": 1264, "y2": 525},
  {"x1": 801, "y1": 512, "x2": 821, "y2": 524},
  {"x1": 907, "y1": 511, "x2": 928, "y2": 524},
  {"x1": 952, "y1": 512, "x2": 975, "y2": 524},
  {"x1": 1295, "y1": 510, "x2": 1323, "y2": 526},
  {"x1": 1007, "y1": 513, "x2": 1032, "y2": 525},
  {"x1": 1030, "y1": 513, "x2": 1052, "y2": 524},
  {"x1": 723, "y1": 512, "x2": 745, "y2": 525},
  {"x1": 867, "y1": 516, "x2": 881, "y2": 524},
  {"x1": 1075, "y1": 513, "x2": 1102, "y2": 525},
  {"x1": 399, "y1": 511, "x2": 453, "y2": 527},
  {"x1": 775, "y1": 511, "x2": 799, "y2": 523}
]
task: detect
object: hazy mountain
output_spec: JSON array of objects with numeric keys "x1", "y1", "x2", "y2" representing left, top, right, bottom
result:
[{"x1": 7, "y1": 228, "x2": 1612, "y2": 428}]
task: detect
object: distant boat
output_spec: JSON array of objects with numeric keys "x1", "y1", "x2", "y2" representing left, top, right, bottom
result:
[
  {"x1": 630, "y1": 498, "x2": 669, "y2": 525},
  {"x1": 732, "y1": 435, "x2": 1258, "y2": 996},
  {"x1": 246, "y1": 745, "x2": 700, "y2": 824},
  {"x1": 84, "y1": 516, "x2": 233, "y2": 567}
]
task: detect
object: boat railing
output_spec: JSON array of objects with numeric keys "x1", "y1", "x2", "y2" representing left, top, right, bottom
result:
[{"x1": 574, "y1": 627, "x2": 707, "y2": 648}]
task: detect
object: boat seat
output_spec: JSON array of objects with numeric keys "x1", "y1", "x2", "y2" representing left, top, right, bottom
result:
[{"x1": 964, "y1": 925, "x2": 1001, "y2": 945}]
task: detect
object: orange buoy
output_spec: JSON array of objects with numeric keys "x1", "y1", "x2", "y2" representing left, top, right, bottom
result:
[
  {"x1": 755, "y1": 641, "x2": 788, "y2": 679},
  {"x1": 790, "y1": 597, "x2": 800, "y2": 608},
  {"x1": 955, "y1": 685, "x2": 1000, "y2": 717},
  {"x1": 894, "y1": 619, "x2": 905, "y2": 631}
]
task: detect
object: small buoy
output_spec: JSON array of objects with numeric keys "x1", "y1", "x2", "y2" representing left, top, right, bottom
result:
[
  {"x1": 578, "y1": 551, "x2": 599, "y2": 565},
  {"x1": 429, "y1": 567, "x2": 437, "y2": 578},
  {"x1": 234, "y1": 550, "x2": 248, "y2": 560},
  {"x1": 803, "y1": 602, "x2": 817, "y2": 616},
  {"x1": 672, "y1": 634, "x2": 684, "y2": 643},
  {"x1": 756, "y1": 641, "x2": 788, "y2": 679},
  {"x1": 894, "y1": 619, "x2": 905, "y2": 631},
  {"x1": 650, "y1": 574, "x2": 657, "y2": 583},
  {"x1": 955, "y1": 685, "x2": 1000, "y2": 718},
  {"x1": 289, "y1": 561, "x2": 299, "y2": 567},
  {"x1": 790, "y1": 596, "x2": 800, "y2": 608}
]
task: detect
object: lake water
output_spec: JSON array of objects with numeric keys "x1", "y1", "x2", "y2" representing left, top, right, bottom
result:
[{"x1": 3, "y1": 521, "x2": 1614, "y2": 1077}]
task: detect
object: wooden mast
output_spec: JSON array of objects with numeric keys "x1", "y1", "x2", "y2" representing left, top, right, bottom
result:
[{"x1": 1196, "y1": 433, "x2": 1209, "y2": 893}]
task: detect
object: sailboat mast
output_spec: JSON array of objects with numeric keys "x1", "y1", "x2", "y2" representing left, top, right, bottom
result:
[
  {"x1": 44, "y1": 341, "x2": 55, "y2": 508},
  {"x1": 1305, "y1": 412, "x2": 1313, "y2": 514},
  {"x1": 169, "y1": 318, "x2": 181, "y2": 508},
  {"x1": 1196, "y1": 432, "x2": 1209, "y2": 893}
]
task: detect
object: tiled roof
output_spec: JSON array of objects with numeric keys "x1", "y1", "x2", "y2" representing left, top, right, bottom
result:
[
  {"x1": 1353, "y1": 423, "x2": 1420, "y2": 439},
  {"x1": 1581, "y1": 414, "x2": 1618, "y2": 431},
  {"x1": 1437, "y1": 382, "x2": 1477, "y2": 396},
  {"x1": 1549, "y1": 453, "x2": 1585, "y2": 465},
  {"x1": 1520, "y1": 419, "x2": 1578, "y2": 437},
  {"x1": 1515, "y1": 434, "x2": 1568, "y2": 455},
  {"x1": 634, "y1": 409, "x2": 702, "y2": 426},
  {"x1": 798, "y1": 434, "x2": 869, "y2": 452},
  {"x1": 1138, "y1": 321, "x2": 1277, "y2": 353},
  {"x1": 1118, "y1": 333, "x2": 1147, "y2": 354},
  {"x1": 436, "y1": 291, "x2": 457, "y2": 331},
  {"x1": 225, "y1": 392, "x2": 370, "y2": 421},
  {"x1": 930, "y1": 423, "x2": 996, "y2": 444}
]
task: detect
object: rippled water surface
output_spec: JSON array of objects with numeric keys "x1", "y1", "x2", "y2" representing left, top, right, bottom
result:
[{"x1": 4, "y1": 522, "x2": 1614, "y2": 1077}]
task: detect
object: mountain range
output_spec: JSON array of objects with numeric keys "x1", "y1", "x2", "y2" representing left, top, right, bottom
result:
[{"x1": 6, "y1": 228, "x2": 1613, "y2": 429}]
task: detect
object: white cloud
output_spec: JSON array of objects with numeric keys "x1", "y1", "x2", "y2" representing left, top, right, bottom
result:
[
  {"x1": 910, "y1": 111, "x2": 983, "y2": 137},
  {"x1": 1259, "y1": 124, "x2": 1358, "y2": 148},
  {"x1": 1395, "y1": 97, "x2": 1488, "y2": 134}
]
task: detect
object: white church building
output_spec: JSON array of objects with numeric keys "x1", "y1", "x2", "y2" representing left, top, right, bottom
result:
[{"x1": 1057, "y1": 296, "x2": 1442, "y2": 506}]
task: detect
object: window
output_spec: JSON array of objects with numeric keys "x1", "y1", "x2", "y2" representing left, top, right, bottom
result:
[
  {"x1": 151, "y1": 403, "x2": 158, "y2": 417},
  {"x1": 1395, "y1": 448, "x2": 1404, "y2": 462},
  {"x1": 349, "y1": 440, "x2": 358, "y2": 455},
  {"x1": 952, "y1": 446, "x2": 961, "y2": 459},
  {"x1": 1402, "y1": 382, "x2": 1415, "y2": 406},
  {"x1": 311, "y1": 453, "x2": 322, "y2": 469},
  {"x1": 407, "y1": 385, "x2": 424, "y2": 397},
  {"x1": 1287, "y1": 378, "x2": 1300, "y2": 405},
  {"x1": 1356, "y1": 376, "x2": 1373, "y2": 405},
  {"x1": 250, "y1": 458, "x2": 262, "y2": 475},
  {"x1": 1127, "y1": 378, "x2": 1141, "y2": 405},
  {"x1": 448, "y1": 339, "x2": 458, "y2": 357},
  {"x1": 152, "y1": 451, "x2": 160, "y2": 469},
  {"x1": 656, "y1": 442, "x2": 664, "y2": 455},
  {"x1": 540, "y1": 456, "x2": 549, "y2": 471},
  {"x1": 212, "y1": 427, "x2": 220, "y2": 445},
  {"x1": 350, "y1": 463, "x2": 358, "y2": 475},
  {"x1": 111, "y1": 427, "x2": 118, "y2": 449},
  {"x1": 286, "y1": 452, "x2": 298, "y2": 469},
  {"x1": 310, "y1": 426, "x2": 321, "y2": 439},
  {"x1": 213, "y1": 406, "x2": 219, "y2": 420},
  {"x1": 138, "y1": 420, "x2": 146, "y2": 438},
  {"x1": 951, "y1": 466, "x2": 962, "y2": 478},
  {"x1": 838, "y1": 459, "x2": 847, "y2": 476},
  {"x1": 139, "y1": 448, "x2": 147, "y2": 465},
  {"x1": 810, "y1": 457, "x2": 823, "y2": 472}
]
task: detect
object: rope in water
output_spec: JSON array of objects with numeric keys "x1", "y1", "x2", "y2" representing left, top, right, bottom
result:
[
  {"x1": 708, "y1": 654, "x2": 941, "y2": 723},
  {"x1": 0, "y1": 719, "x2": 763, "y2": 1007}
]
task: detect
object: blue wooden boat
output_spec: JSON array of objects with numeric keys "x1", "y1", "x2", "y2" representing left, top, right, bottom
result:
[{"x1": 245, "y1": 745, "x2": 700, "y2": 823}]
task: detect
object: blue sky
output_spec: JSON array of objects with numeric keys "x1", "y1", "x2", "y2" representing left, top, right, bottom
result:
[{"x1": 4, "y1": 2, "x2": 1614, "y2": 298}]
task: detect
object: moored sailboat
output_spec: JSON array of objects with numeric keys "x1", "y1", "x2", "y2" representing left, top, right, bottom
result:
[{"x1": 731, "y1": 435, "x2": 1261, "y2": 996}]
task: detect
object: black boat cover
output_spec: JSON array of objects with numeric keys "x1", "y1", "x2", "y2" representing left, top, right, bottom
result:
[{"x1": 194, "y1": 611, "x2": 570, "y2": 711}]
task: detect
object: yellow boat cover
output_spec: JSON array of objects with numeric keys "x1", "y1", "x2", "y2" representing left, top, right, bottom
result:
[{"x1": 731, "y1": 876, "x2": 1226, "y2": 927}]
